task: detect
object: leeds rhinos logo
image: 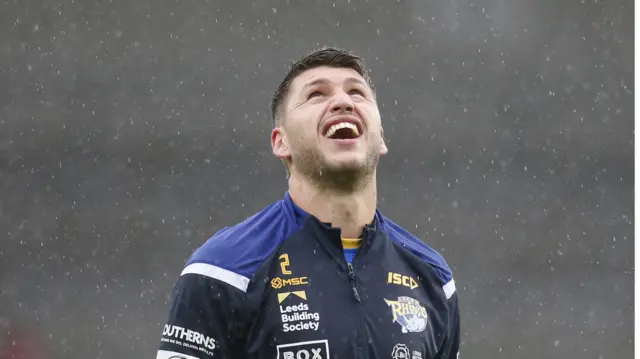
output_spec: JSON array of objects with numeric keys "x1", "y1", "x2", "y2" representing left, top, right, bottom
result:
[{"x1": 384, "y1": 296, "x2": 429, "y2": 333}]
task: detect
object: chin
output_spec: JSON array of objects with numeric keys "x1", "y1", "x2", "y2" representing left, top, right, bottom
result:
[{"x1": 325, "y1": 157, "x2": 368, "y2": 172}]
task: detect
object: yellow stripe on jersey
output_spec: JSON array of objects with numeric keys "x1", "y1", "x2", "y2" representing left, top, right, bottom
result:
[{"x1": 341, "y1": 237, "x2": 361, "y2": 249}]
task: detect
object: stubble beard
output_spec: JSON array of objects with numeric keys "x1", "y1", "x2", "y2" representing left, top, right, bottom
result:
[{"x1": 291, "y1": 140, "x2": 380, "y2": 194}]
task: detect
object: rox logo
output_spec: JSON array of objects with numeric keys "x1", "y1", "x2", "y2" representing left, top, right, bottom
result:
[{"x1": 387, "y1": 272, "x2": 419, "y2": 290}]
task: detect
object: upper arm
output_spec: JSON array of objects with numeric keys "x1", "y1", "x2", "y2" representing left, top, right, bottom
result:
[
  {"x1": 440, "y1": 289, "x2": 460, "y2": 359},
  {"x1": 156, "y1": 262, "x2": 250, "y2": 359}
]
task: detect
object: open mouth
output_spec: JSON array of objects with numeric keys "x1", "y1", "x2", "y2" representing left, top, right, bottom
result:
[{"x1": 323, "y1": 122, "x2": 361, "y2": 140}]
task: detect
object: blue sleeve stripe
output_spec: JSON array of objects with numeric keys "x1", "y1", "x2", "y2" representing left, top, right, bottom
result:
[{"x1": 181, "y1": 262, "x2": 250, "y2": 293}]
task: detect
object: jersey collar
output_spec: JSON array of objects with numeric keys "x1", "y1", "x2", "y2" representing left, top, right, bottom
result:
[{"x1": 282, "y1": 191, "x2": 382, "y2": 233}]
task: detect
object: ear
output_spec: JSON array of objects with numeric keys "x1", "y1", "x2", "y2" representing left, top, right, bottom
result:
[
  {"x1": 379, "y1": 127, "x2": 389, "y2": 155},
  {"x1": 271, "y1": 126, "x2": 291, "y2": 160}
]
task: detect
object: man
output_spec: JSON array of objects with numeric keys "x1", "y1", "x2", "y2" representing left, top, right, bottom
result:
[{"x1": 155, "y1": 47, "x2": 460, "y2": 359}]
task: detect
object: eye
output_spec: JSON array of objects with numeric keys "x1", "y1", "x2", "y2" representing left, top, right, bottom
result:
[
  {"x1": 307, "y1": 90, "x2": 323, "y2": 99},
  {"x1": 348, "y1": 88, "x2": 365, "y2": 97}
]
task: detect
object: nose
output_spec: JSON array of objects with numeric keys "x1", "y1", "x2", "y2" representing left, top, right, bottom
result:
[{"x1": 329, "y1": 91, "x2": 354, "y2": 114}]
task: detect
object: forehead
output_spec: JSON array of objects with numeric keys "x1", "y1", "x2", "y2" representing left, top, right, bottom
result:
[{"x1": 289, "y1": 66, "x2": 368, "y2": 93}]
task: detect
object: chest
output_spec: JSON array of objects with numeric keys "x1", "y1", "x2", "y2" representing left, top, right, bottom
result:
[{"x1": 246, "y1": 251, "x2": 450, "y2": 359}]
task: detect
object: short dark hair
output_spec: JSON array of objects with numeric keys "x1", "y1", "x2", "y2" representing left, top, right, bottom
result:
[{"x1": 270, "y1": 47, "x2": 375, "y2": 127}]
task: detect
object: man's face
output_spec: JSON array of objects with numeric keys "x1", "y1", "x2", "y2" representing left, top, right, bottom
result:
[{"x1": 271, "y1": 66, "x2": 388, "y2": 183}]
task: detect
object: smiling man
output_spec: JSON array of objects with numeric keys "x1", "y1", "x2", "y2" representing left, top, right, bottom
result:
[{"x1": 155, "y1": 48, "x2": 460, "y2": 359}]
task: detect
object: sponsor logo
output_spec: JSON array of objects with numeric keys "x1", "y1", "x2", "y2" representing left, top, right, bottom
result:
[
  {"x1": 387, "y1": 272, "x2": 419, "y2": 290},
  {"x1": 160, "y1": 324, "x2": 216, "y2": 356},
  {"x1": 276, "y1": 340, "x2": 330, "y2": 359},
  {"x1": 272, "y1": 276, "x2": 309, "y2": 289},
  {"x1": 278, "y1": 290, "x2": 307, "y2": 304},
  {"x1": 384, "y1": 296, "x2": 429, "y2": 333},
  {"x1": 280, "y1": 301, "x2": 321, "y2": 332},
  {"x1": 273, "y1": 254, "x2": 309, "y2": 289},
  {"x1": 274, "y1": 254, "x2": 318, "y2": 332},
  {"x1": 391, "y1": 344, "x2": 422, "y2": 359},
  {"x1": 392, "y1": 344, "x2": 410, "y2": 359}
]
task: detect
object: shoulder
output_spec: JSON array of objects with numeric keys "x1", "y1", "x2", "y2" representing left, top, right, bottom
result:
[
  {"x1": 381, "y1": 214, "x2": 455, "y2": 296},
  {"x1": 183, "y1": 199, "x2": 300, "y2": 288}
]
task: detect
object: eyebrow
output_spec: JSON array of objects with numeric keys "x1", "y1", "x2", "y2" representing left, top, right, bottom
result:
[{"x1": 302, "y1": 76, "x2": 368, "y2": 91}]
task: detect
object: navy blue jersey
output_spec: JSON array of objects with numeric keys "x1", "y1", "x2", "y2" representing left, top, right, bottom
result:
[{"x1": 156, "y1": 193, "x2": 460, "y2": 359}]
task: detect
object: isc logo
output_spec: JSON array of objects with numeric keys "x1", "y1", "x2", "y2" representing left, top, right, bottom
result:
[
  {"x1": 277, "y1": 340, "x2": 329, "y2": 359},
  {"x1": 387, "y1": 272, "x2": 418, "y2": 290}
]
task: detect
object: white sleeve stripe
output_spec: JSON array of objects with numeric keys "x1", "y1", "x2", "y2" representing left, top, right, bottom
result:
[
  {"x1": 443, "y1": 279, "x2": 456, "y2": 299},
  {"x1": 156, "y1": 349, "x2": 200, "y2": 359},
  {"x1": 181, "y1": 262, "x2": 250, "y2": 293}
]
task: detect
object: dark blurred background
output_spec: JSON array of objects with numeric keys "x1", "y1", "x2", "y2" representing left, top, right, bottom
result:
[{"x1": 0, "y1": 0, "x2": 634, "y2": 358}]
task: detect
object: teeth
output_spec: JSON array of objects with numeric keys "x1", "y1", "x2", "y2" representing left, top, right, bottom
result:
[{"x1": 324, "y1": 122, "x2": 359, "y2": 138}]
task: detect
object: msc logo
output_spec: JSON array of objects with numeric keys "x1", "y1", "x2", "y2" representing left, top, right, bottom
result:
[
  {"x1": 276, "y1": 339, "x2": 329, "y2": 359},
  {"x1": 273, "y1": 254, "x2": 309, "y2": 289},
  {"x1": 388, "y1": 272, "x2": 418, "y2": 290},
  {"x1": 271, "y1": 276, "x2": 309, "y2": 289}
]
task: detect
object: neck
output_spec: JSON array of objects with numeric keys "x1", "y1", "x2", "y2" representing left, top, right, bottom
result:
[{"x1": 288, "y1": 172, "x2": 378, "y2": 238}]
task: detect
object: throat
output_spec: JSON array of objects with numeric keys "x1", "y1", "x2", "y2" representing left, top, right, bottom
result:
[
  {"x1": 288, "y1": 173, "x2": 378, "y2": 238},
  {"x1": 317, "y1": 196, "x2": 371, "y2": 238}
]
